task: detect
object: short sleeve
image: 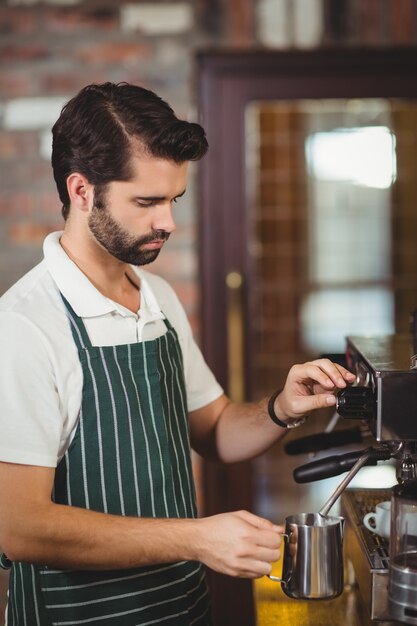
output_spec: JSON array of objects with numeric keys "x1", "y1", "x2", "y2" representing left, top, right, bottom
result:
[
  {"x1": 183, "y1": 330, "x2": 224, "y2": 411},
  {"x1": 0, "y1": 311, "x2": 62, "y2": 466}
]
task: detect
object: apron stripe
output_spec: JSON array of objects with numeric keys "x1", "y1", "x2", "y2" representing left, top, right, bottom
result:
[
  {"x1": 160, "y1": 332, "x2": 195, "y2": 515},
  {"x1": 127, "y1": 343, "x2": 155, "y2": 516},
  {"x1": 78, "y1": 411, "x2": 90, "y2": 509},
  {"x1": 41, "y1": 562, "x2": 187, "y2": 590},
  {"x1": 98, "y1": 346, "x2": 126, "y2": 516},
  {"x1": 63, "y1": 300, "x2": 96, "y2": 349},
  {"x1": 190, "y1": 604, "x2": 211, "y2": 626},
  {"x1": 84, "y1": 350, "x2": 108, "y2": 513},
  {"x1": 65, "y1": 308, "x2": 88, "y2": 349},
  {"x1": 65, "y1": 452, "x2": 72, "y2": 507},
  {"x1": 189, "y1": 589, "x2": 210, "y2": 615},
  {"x1": 10, "y1": 565, "x2": 17, "y2": 624},
  {"x1": 46, "y1": 578, "x2": 190, "y2": 608},
  {"x1": 157, "y1": 343, "x2": 181, "y2": 516},
  {"x1": 142, "y1": 341, "x2": 170, "y2": 517},
  {"x1": 20, "y1": 563, "x2": 27, "y2": 626},
  {"x1": 30, "y1": 565, "x2": 41, "y2": 626},
  {"x1": 113, "y1": 345, "x2": 141, "y2": 513},
  {"x1": 57, "y1": 600, "x2": 189, "y2": 624},
  {"x1": 56, "y1": 608, "x2": 189, "y2": 626}
]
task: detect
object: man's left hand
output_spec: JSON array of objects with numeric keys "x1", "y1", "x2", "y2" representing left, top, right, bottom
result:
[{"x1": 274, "y1": 359, "x2": 355, "y2": 424}]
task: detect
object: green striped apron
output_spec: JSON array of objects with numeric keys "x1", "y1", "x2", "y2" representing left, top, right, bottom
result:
[{"x1": 7, "y1": 295, "x2": 211, "y2": 626}]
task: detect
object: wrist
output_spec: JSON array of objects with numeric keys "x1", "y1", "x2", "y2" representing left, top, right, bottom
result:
[
  {"x1": 184, "y1": 518, "x2": 206, "y2": 562},
  {"x1": 267, "y1": 389, "x2": 288, "y2": 427},
  {"x1": 267, "y1": 389, "x2": 306, "y2": 429}
]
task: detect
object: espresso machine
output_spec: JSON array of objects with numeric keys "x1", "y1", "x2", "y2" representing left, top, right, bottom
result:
[{"x1": 290, "y1": 334, "x2": 417, "y2": 623}]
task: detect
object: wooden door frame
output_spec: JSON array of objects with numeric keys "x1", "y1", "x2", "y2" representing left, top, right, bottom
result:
[{"x1": 196, "y1": 47, "x2": 417, "y2": 626}]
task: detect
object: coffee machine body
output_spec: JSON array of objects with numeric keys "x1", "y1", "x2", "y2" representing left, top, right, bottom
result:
[
  {"x1": 340, "y1": 334, "x2": 417, "y2": 442},
  {"x1": 336, "y1": 335, "x2": 417, "y2": 624}
]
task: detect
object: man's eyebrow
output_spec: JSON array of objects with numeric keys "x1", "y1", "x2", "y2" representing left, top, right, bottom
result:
[{"x1": 134, "y1": 189, "x2": 187, "y2": 202}]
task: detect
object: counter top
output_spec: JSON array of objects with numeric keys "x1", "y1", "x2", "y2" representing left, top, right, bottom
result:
[{"x1": 254, "y1": 562, "x2": 396, "y2": 626}]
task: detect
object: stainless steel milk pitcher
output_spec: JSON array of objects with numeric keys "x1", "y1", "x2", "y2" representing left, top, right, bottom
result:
[
  {"x1": 268, "y1": 446, "x2": 385, "y2": 599},
  {"x1": 269, "y1": 513, "x2": 345, "y2": 600}
]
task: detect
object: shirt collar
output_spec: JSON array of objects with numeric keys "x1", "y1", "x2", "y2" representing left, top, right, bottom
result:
[{"x1": 43, "y1": 231, "x2": 164, "y2": 323}]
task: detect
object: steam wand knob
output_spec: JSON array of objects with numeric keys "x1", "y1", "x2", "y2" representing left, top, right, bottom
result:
[{"x1": 336, "y1": 386, "x2": 375, "y2": 420}]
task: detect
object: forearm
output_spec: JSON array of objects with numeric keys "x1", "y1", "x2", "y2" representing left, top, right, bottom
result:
[
  {"x1": 3, "y1": 502, "x2": 200, "y2": 570},
  {"x1": 215, "y1": 397, "x2": 286, "y2": 463},
  {"x1": 0, "y1": 459, "x2": 284, "y2": 578},
  {"x1": 210, "y1": 359, "x2": 355, "y2": 463},
  {"x1": 2, "y1": 502, "x2": 283, "y2": 580}
]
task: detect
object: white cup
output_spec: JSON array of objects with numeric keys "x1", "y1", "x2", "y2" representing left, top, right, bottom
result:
[{"x1": 363, "y1": 501, "x2": 391, "y2": 539}]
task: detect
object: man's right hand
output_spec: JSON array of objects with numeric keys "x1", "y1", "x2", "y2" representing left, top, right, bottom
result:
[{"x1": 192, "y1": 510, "x2": 283, "y2": 578}]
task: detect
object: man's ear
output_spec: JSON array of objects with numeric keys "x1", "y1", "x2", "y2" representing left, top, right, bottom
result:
[{"x1": 66, "y1": 173, "x2": 93, "y2": 212}]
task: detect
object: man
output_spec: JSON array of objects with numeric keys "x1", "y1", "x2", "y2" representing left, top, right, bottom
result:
[{"x1": 0, "y1": 83, "x2": 354, "y2": 625}]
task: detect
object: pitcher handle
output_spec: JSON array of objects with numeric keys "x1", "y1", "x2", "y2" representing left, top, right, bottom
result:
[
  {"x1": 267, "y1": 533, "x2": 288, "y2": 584},
  {"x1": 267, "y1": 574, "x2": 285, "y2": 583}
]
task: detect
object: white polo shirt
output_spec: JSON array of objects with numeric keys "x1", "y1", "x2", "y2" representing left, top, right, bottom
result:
[{"x1": 0, "y1": 232, "x2": 223, "y2": 468}]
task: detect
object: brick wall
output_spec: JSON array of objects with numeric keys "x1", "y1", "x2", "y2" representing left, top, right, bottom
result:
[{"x1": 0, "y1": 0, "x2": 262, "y2": 333}]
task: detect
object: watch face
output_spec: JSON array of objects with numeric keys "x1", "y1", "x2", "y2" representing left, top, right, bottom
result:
[{"x1": 287, "y1": 417, "x2": 307, "y2": 429}]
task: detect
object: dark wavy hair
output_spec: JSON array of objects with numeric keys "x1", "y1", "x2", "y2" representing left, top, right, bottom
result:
[{"x1": 51, "y1": 82, "x2": 209, "y2": 220}]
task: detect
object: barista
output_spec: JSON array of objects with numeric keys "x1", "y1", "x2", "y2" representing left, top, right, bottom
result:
[{"x1": 0, "y1": 82, "x2": 355, "y2": 625}]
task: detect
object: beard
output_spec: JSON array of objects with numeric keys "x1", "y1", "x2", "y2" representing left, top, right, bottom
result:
[{"x1": 88, "y1": 191, "x2": 170, "y2": 266}]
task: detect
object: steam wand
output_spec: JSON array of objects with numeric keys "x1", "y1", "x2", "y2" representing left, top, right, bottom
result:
[{"x1": 318, "y1": 444, "x2": 401, "y2": 517}]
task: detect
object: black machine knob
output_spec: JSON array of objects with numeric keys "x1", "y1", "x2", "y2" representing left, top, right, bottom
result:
[{"x1": 336, "y1": 386, "x2": 375, "y2": 420}]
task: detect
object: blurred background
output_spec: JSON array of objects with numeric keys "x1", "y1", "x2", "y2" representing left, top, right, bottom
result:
[
  {"x1": 2, "y1": 0, "x2": 417, "y2": 336},
  {"x1": 2, "y1": 1, "x2": 417, "y2": 625}
]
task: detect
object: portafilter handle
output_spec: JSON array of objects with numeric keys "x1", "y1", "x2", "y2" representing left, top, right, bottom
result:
[{"x1": 293, "y1": 447, "x2": 391, "y2": 483}]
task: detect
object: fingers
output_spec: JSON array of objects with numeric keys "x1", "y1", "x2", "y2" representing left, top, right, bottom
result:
[
  {"x1": 232, "y1": 539, "x2": 281, "y2": 577},
  {"x1": 313, "y1": 358, "x2": 355, "y2": 387},
  {"x1": 235, "y1": 558, "x2": 276, "y2": 579},
  {"x1": 234, "y1": 512, "x2": 282, "y2": 576},
  {"x1": 198, "y1": 511, "x2": 283, "y2": 579},
  {"x1": 277, "y1": 358, "x2": 355, "y2": 421},
  {"x1": 286, "y1": 390, "x2": 337, "y2": 414},
  {"x1": 234, "y1": 509, "x2": 283, "y2": 534},
  {"x1": 229, "y1": 540, "x2": 281, "y2": 579},
  {"x1": 290, "y1": 359, "x2": 355, "y2": 391},
  {"x1": 234, "y1": 510, "x2": 283, "y2": 552}
]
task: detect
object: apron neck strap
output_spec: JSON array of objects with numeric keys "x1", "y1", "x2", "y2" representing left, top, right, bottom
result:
[{"x1": 60, "y1": 293, "x2": 93, "y2": 349}]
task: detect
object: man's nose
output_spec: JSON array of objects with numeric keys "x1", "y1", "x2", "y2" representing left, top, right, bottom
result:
[{"x1": 153, "y1": 203, "x2": 176, "y2": 234}]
